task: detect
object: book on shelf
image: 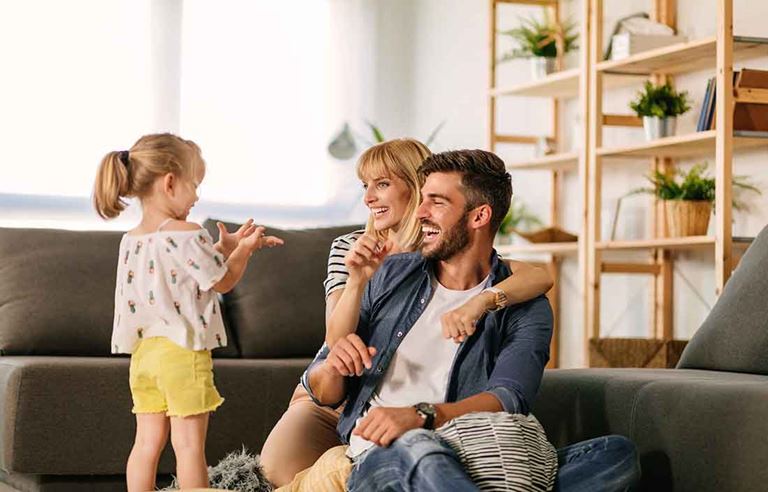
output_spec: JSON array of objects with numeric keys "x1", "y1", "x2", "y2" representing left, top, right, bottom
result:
[{"x1": 698, "y1": 68, "x2": 768, "y2": 132}]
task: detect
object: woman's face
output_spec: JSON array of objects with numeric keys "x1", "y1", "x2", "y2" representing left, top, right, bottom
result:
[{"x1": 361, "y1": 172, "x2": 412, "y2": 232}]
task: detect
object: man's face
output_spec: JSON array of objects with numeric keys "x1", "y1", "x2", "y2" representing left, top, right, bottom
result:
[{"x1": 417, "y1": 172, "x2": 472, "y2": 261}]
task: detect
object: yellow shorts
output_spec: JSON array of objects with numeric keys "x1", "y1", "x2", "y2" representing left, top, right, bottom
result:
[{"x1": 129, "y1": 337, "x2": 224, "y2": 417}]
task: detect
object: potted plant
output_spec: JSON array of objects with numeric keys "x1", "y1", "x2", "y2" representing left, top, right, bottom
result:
[
  {"x1": 498, "y1": 14, "x2": 578, "y2": 79},
  {"x1": 629, "y1": 81, "x2": 691, "y2": 141},
  {"x1": 497, "y1": 199, "x2": 543, "y2": 244},
  {"x1": 630, "y1": 163, "x2": 760, "y2": 237}
]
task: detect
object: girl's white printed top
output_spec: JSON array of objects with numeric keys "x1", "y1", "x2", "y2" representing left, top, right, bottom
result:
[{"x1": 111, "y1": 227, "x2": 228, "y2": 354}]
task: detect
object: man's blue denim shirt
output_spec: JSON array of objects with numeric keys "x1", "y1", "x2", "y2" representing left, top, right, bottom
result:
[{"x1": 301, "y1": 250, "x2": 553, "y2": 444}]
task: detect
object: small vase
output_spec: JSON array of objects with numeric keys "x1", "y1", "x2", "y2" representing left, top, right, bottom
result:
[
  {"x1": 531, "y1": 57, "x2": 557, "y2": 79},
  {"x1": 664, "y1": 200, "x2": 712, "y2": 237},
  {"x1": 642, "y1": 116, "x2": 676, "y2": 141}
]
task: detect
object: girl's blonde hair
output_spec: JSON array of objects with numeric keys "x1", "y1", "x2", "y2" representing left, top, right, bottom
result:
[
  {"x1": 93, "y1": 133, "x2": 205, "y2": 219},
  {"x1": 356, "y1": 138, "x2": 432, "y2": 250}
]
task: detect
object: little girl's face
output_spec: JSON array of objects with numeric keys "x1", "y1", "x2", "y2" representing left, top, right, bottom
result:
[{"x1": 171, "y1": 175, "x2": 201, "y2": 220}]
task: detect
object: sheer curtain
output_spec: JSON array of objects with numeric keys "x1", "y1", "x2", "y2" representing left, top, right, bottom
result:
[{"x1": 0, "y1": 0, "x2": 377, "y2": 228}]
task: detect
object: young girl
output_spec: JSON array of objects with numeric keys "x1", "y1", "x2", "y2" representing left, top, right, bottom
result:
[{"x1": 93, "y1": 133, "x2": 283, "y2": 492}]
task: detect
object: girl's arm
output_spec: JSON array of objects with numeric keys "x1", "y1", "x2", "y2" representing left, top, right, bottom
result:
[{"x1": 441, "y1": 260, "x2": 553, "y2": 342}]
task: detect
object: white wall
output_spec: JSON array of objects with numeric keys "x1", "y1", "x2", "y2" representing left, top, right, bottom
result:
[{"x1": 371, "y1": 0, "x2": 768, "y2": 368}]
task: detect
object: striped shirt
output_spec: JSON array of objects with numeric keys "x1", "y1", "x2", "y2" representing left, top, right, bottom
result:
[{"x1": 323, "y1": 229, "x2": 365, "y2": 298}]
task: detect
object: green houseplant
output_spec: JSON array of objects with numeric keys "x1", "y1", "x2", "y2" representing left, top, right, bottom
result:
[
  {"x1": 499, "y1": 199, "x2": 543, "y2": 238},
  {"x1": 630, "y1": 163, "x2": 760, "y2": 236},
  {"x1": 498, "y1": 13, "x2": 578, "y2": 79},
  {"x1": 629, "y1": 81, "x2": 691, "y2": 141}
]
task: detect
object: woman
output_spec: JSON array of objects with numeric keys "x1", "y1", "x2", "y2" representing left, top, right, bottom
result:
[{"x1": 260, "y1": 138, "x2": 554, "y2": 486}]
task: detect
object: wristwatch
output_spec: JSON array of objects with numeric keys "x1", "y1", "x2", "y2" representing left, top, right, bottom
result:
[
  {"x1": 414, "y1": 402, "x2": 437, "y2": 430},
  {"x1": 482, "y1": 287, "x2": 508, "y2": 312}
]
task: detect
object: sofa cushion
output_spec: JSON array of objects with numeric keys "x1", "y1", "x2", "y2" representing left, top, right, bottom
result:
[
  {"x1": 677, "y1": 223, "x2": 768, "y2": 373},
  {"x1": 0, "y1": 227, "x2": 240, "y2": 358},
  {"x1": 203, "y1": 220, "x2": 359, "y2": 358},
  {"x1": 0, "y1": 356, "x2": 309, "y2": 475},
  {"x1": 0, "y1": 227, "x2": 123, "y2": 356}
]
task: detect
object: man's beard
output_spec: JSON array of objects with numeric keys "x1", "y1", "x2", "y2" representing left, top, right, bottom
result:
[{"x1": 421, "y1": 211, "x2": 470, "y2": 261}]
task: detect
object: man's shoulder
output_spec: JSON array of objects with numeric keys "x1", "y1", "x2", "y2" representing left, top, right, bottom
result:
[{"x1": 370, "y1": 252, "x2": 426, "y2": 288}]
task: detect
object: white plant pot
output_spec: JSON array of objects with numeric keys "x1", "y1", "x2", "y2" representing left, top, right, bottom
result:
[
  {"x1": 531, "y1": 57, "x2": 557, "y2": 79},
  {"x1": 642, "y1": 116, "x2": 676, "y2": 141}
]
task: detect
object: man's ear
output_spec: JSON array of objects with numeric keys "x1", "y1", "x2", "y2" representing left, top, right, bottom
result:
[
  {"x1": 163, "y1": 173, "x2": 176, "y2": 197},
  {"x1": 469, "y1": 204, "x2": 492, "y2": 230}
]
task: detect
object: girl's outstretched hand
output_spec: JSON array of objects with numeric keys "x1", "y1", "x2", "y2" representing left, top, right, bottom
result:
[
  {"x1": 215, "y1": 219, "x2": 258, "y2": 258},
  {"x1": 239, "y1": 225, "x2": 284, "y2": 253}
]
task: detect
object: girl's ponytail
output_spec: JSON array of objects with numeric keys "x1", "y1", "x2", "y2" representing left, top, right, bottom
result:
[{"x1": 93, "y1": 151, "x2": 131, "y2": 219}]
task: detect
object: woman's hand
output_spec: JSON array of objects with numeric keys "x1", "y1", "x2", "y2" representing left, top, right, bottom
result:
[
  {"x1": 344, "y1": 234, "x2": 390, "y2": 284},
  {"x1": 440, "y1": 291, "x2": 492, "y2": 343},
  {"x1": 215, "y1": 219, "x2": 257, "y2": 258}
]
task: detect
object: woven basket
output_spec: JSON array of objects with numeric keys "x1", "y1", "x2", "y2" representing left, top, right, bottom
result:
[
  {"x1": 665, "y1": 200, "x2": 712, "y2": 237},
  {"x1": 589, "y1": 337, "x2": 688, "y2": 368},
  {"x1": 513, "y1": 226, "x2": 578, "y2": 243}
]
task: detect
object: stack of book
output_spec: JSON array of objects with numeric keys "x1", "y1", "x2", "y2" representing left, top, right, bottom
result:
[{"x1": 697, "y1": 68, "x2": 768, "y2": 136}]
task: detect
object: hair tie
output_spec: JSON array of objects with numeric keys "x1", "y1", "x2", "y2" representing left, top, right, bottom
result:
[{"x1": 118, "y1": 151, "x2": 130, "y2": 166}]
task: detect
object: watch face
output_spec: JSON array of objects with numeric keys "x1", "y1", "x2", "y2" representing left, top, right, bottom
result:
[{"x1": 417, "y1": 402, "x2": 436, "y2": 416}]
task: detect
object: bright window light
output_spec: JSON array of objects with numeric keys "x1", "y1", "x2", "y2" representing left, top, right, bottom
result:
[
  {"x1": 180, "y1": 0, "x2": 333, "y2": 206},
  {"x1": 0, "y1": 0, "x2": 153, "y2": 198}
]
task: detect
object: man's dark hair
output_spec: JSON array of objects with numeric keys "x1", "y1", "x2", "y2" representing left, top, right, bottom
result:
[{"x1": 418, "y1": 149, "x2": 512, "y2": 234}]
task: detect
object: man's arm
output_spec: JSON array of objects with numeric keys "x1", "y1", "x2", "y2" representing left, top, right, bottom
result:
[
  {"x1": 305, "y1": 334, "x2": 377, "y2": 407},
  {"x1": 485, "y1": 295, "x2": 553, "y2": 414}
]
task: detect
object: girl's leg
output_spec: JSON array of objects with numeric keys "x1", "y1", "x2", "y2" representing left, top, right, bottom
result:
[
  {"x1": 170, "y1": 412, "x2": 210, "y2": 489},
  {"x1": 127, "y1": 412, "x2": 170, "y2": 492}
]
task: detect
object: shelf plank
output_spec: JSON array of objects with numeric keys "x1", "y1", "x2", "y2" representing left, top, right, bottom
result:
[
  {"x1": 492, "y1": 69, "x2": 580, "y2": 99},
  {"x1": 596, "y1": 130, "x2": 768, "y2": 160},
  {"x1": 596, "y1": 36, "x2": 768, "y2": 76},
  {"x1": 596, "y1": 236, "x2": 753, "y2": 251},
  {"x1": 494, "y1": 0, "x2": 558, "y2": 5},
  {"x1": 506, "y1": 152, "x2": 579, "y2": 171},
  {"x1": 496, "y1": 242, "x2": 579, "y2": 255},
  {"x1": 492, "y1": 69, "x2": 641, "y2": 99}
]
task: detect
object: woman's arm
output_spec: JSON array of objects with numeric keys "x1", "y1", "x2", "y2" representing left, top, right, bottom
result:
[
  {"x1": 324, "y1": 234, "x2": 387, "y2": 347},
  {"x1": 441, "y1": 260, "x2": 553, "y2": 342}
]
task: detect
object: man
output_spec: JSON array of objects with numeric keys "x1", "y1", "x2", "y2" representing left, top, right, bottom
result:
[
  {"x1": 299, "y1": 149, "x2": 548, "y2": 490},
  {"x1": 299, "y1": 150, "x2": 638, "y2": 491}
]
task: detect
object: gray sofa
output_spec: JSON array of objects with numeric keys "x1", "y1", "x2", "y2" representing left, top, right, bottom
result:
[
  {"x1": 0, "y1": 220, "x2": 354, "y2": 491},
  {"x1": 533, "y1": 223, "x2": 768, "y2": 492},
  {"x1": 1, "y1": 219, "x2": 766, "y2": 492}
]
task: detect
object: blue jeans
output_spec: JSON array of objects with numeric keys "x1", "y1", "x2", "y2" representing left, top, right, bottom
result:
[
  {"x1": 347, "y1": 430, "x2": 639, "y2": 492},
  {"x1": 554, "y1": 435, "x2": 640, "y2": 492}
]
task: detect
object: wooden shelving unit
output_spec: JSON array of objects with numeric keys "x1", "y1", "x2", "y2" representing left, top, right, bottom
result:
[
  {"x1": 490, "y1": 0, "x2": 590, "y2": 368},
  {"x1": 585, "y1": 0, "x2": 768, "y2": 366}
]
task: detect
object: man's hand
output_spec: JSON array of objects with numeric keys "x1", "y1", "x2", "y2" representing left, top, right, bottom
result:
[
  {"x1": 353, "y1": 406, "x2": 425, "y2": 447},
  {"x1": 344, "y1": 234, "x2": 390, "y2": 284},
  {"x1": 215, "y1": 219, "x2": 257, "y2": 258},
  {"x1": 323, "y1": 333, "x2": 377, "y2": 377},
  {"x1": 441, "y1": 292, "x2": 490, "y2": 343}
]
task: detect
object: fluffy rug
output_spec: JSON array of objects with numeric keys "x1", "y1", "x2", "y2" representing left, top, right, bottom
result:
[{"x1": 163, "y1": 447, "x2": 273, "y2": 492}]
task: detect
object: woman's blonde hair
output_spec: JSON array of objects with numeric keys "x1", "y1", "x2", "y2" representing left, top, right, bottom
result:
[
  {"x1": 356, "y1": 138, "x2": 432, "y2": 250},
  {"x1": 93, "y1": 133, "x2": 205, "y2": 219}
]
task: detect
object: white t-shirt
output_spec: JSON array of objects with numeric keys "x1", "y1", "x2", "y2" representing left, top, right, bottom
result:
[
  {"x1": 347, "y1": 274, "x2": 489, "y2": 458},
  {"x1": 111, "y1": 228, "x2": 228, "y2": 354}
]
